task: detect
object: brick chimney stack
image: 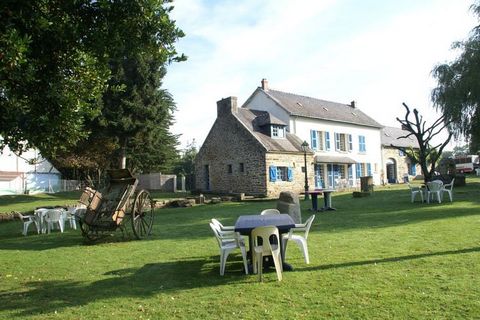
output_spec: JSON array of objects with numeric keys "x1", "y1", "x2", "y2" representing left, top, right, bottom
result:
[
  {"x1": 216, "y1": 96, "x2": 238, "y2": 118},
  {"x1": 350, "y1": 100, "x2": 356, "y2": 108},
  {"x1": 261, "y1": 78, "x2": 269, "y2": 91}
]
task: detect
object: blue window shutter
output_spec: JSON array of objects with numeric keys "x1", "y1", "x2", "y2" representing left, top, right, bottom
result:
[
  {"x1": 367, "y1": 163, "x2": 372, "y2": 176},
  {"x1": 356, "y1": 163, "x2": 361, "y2": 178},
  {"x1": 310, "y1": 130, "x2": 318, "y2": 150},
  {"x1": 334, "y1": 133, "x2": 340, "y2": 150},
  {"x1": 411, "y1": 164, "x2": 416, "y2": 175},
  {"x1": 327, "y1": 164, "x2": 334, "y2": 187},
  {"x1": 269, "y1": 165, "x2": 277, "y2": 182},
  {"x1": 287, "y1": 167, "x2": 293, "y2": 182},
  {"x1": 348, "y1": 165, "x2": 353, "y2": 179},
  {"x1": 358, "y1": 136, "x2": 363, "y2": 152},
  {"x1": 325, "y1": 132, "x2": 331, "y2": 150}
]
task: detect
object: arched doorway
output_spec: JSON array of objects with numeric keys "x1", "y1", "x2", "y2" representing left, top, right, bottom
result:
[{"x1": 386, "y1": 158, "x2": 397, "y2": 183}]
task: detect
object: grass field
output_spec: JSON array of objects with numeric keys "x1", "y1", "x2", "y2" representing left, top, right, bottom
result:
[{"x1": 0, "y1": 179, "x2": 479, "y2": 319}]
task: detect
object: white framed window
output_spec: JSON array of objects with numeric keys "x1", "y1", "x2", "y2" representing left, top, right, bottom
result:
[
  {"x1": 311, "y1": 130, "x2": 329, "y2": 151},
  {"x1": 272, "y1": 125, "x2": 285, "y2": 138},
  {"x1": 335, "y1": 133, "x2": 350, "y2": 152}
]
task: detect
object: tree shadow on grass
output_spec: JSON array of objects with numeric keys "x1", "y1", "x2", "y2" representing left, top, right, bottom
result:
[
  {"x1": 1, "y1": 256, "x2": 250, "y2": 318},
  {"x1": 298, "y1": 246, "x2": 480, "y2": 272}
]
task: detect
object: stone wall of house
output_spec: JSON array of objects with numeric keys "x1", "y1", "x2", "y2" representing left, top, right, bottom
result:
[
  {"x1": 195, "y1": 98, "x2": 268, "y2": 195},
  {"x1": 382, "y1": 147, "x2": 421, "y2": 183},
  {"x1": 265, "y1": 152, "x2": 314, "y2": 198}
]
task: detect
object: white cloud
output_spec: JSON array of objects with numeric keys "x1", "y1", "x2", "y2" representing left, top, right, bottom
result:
[{"x1": 165, "y1": 0, "x2": 477, "y2": 150}]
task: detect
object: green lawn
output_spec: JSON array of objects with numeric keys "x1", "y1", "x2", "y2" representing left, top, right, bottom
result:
[{"x1": 0, "y1": 179, "x2": 479, "y2": 319}]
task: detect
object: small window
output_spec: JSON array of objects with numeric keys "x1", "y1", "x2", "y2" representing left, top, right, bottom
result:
[
  {"x1": 239, "y1": 163, "x2": 245, "y2": 173},
  {"x1": 272, "y1": 125, "x2": 285, "y2": 138},
  {"x1": 227, "y1": 164, "x2": 232, "y2": 174},
  {"x1": 399, "y1": 150, "x2": 405, "y2": 157},
  {"x1": 358, "y1": 135, "x2": 366, "y2": 152},
  {"x1": 270, "y1": 166, "x2": 293, "y2": 182},
  {"x1": 277, "y1": 167, "x2": 287, "y2": 181}
]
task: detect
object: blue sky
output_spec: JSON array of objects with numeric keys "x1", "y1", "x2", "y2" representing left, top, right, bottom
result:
[{"x1": 164, "y1": 0, "x2": 477, "y2": 150}]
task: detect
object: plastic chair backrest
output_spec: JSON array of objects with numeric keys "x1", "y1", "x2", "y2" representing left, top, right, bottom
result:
[
  {"x1": 303, "y1": 215, "x2": 316, "y2": 240},
  {"x1": 445, "y1": 178, "x2": 455, "y2": 190},
  {"x1": 209, "y1": 222, "x2": 223, "y2": 247},
  {"x1": 45, "y1": 209, "x2": 62, "y2": 221},
  {"x1": 251, "y1": 225, "x2": 279, "y2": 255},
  {"x1": 407, "y1": 183, "x2": 419, "y2": 191},
  {"x1": 260, "y1": 209, "x2": 280, "y2": 215},
  {"x1": 211, "y1": 218, "x2": 223, "y2": 229},
  {"x1": 427, "y1": 181, "x2": 443, "y2": 192}
]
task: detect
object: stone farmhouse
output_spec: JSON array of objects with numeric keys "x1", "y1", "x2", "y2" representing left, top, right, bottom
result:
[
  {"x1": 194, "y1": 79, "x2": 418, "y2": 197},
  {"x1": 381, "y1": 126, "x2": 421, "y2": 184}
]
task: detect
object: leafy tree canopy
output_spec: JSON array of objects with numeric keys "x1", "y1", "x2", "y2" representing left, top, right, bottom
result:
[
  {"x1": 0, "y1": 0, "x2": 184, "y2": 160},
  {"x1": 432, "y1": 1, "x2": 480, "y2": 153}
]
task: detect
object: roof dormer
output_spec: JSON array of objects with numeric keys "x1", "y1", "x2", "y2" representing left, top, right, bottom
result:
[{"x1": 271, "y1": 124, "x2": 286, "y2": 139}]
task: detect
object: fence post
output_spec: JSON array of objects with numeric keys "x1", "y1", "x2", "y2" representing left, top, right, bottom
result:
[{"x1": 181, "y1": 175, "x2": 186, "y2": 192}]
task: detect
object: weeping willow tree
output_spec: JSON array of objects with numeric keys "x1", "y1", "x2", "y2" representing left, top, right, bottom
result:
[{"x1": 432, "y1": 1, "x2": 480, "y2": 154}]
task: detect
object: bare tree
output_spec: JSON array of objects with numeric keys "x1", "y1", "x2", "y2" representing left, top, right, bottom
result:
[{"x1": 393, "y1": 103, "x2": 453, "y2": 183}]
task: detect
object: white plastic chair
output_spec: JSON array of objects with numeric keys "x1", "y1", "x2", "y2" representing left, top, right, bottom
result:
[
  {"x1": 441, "y1": 178, "x2": 455, "y2": 202},
  {"x1": 282, "y1": 215, "x2": 315, "y2": 264},
  {"x1": 18, "y1": 213, "x2": 40, "y2": 236},
  {"x1": 34, "y1": 208, "x2": 48, "y2": 233},
  {"x1": 252, "y1": 225, "x2": 283, "y2": 282},
  {"x1": 407, "y1": 183, "x2": 424, "y2": 203},
  {"x1": 209, "y1": 222, "x2": 248, "y2": 276},
  {"x1": 64, "y1": 207, "x2": 78, "y2": 230},
  {"x1": 426, "y1": 181, "x2": 443, "y2": 204},
  {"x1": 44, "y1": 209, "x2": 65, "y2": 233},
  {"x1": 211, "y1": 218, "x2": 235, "y2": 231},
  {"x1": 211, "y1": 218, "x2": 246, "y2": 246},
  {"x1": 260, "y1": 209, "x2": 280, "y2": 215}
]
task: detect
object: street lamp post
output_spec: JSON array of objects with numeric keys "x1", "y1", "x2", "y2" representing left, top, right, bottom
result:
[{"x1": 301, "y1": 141, "x2": 310, "y2": 200}]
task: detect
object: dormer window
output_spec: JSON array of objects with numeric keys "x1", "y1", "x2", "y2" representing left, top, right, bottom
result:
[{"x1": 271, "y1": 125, "x2": 285, "y2": 138}]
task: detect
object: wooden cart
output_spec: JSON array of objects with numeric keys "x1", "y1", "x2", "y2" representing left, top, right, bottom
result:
[{"x1": 78, "y1": 169, "x2": 154, "y2": 241}]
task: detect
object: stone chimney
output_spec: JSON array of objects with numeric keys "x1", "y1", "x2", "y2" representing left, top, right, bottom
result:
[
  {"x1": 216, "y1": 96, "x2": 238, "y2": 118},
  {"x1": 261, "y1": 78, "x2": 269, "y2": 90},
  {"x1": 350, "y1": 100, "x2": 356, "y2": 108}
]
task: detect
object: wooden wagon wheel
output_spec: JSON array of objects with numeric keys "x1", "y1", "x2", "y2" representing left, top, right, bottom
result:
[
  {"x1": 79, "y1": 220, "x2": 100, "y2": 241},
  {"x1": 131, "y1": 190, "x2": 154, "y2": 239}
]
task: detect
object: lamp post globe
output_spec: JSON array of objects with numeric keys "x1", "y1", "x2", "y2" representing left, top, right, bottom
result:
[{"x1": 301, "y1": 141, "x2": 310, "y2": 200}]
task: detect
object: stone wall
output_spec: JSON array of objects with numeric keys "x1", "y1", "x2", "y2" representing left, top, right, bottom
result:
[
  {"x1": 195, "y1": 97, "x2": 315, "y2": 198},
  {"x1": 137, "y1": 173, "x2": 177, "y2": 192},
  {"x1": 265, "y1": 152, "x2": 314, "y2": 198},
  {"x1": 382, "y1": 147, "x2": 421, "y2": 183},
  {"x1": 195, "y1": 104, "x2": 267, "y2": 196}
]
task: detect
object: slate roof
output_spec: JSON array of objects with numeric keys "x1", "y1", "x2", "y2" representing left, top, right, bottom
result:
[
  {"x1": 261, "y1": 89, "x2": 383, "y2": 128},
  {"x1": 235, "y1": 109, "x2": 307, "y2": 153},
  {"x1": 381, "y1": 126, "x2": 419, "y2": 148},
  {"x1": 252, "y1": 111, "x2": 287, "y2": 127}
]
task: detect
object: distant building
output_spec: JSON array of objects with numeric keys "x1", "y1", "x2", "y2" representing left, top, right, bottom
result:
[
  {"x1": 0, "y1": 144, "x2": 61, "y2": 195},
  {"x1": 380, "y1": 126, "x2": 421, "y2": 184}
]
